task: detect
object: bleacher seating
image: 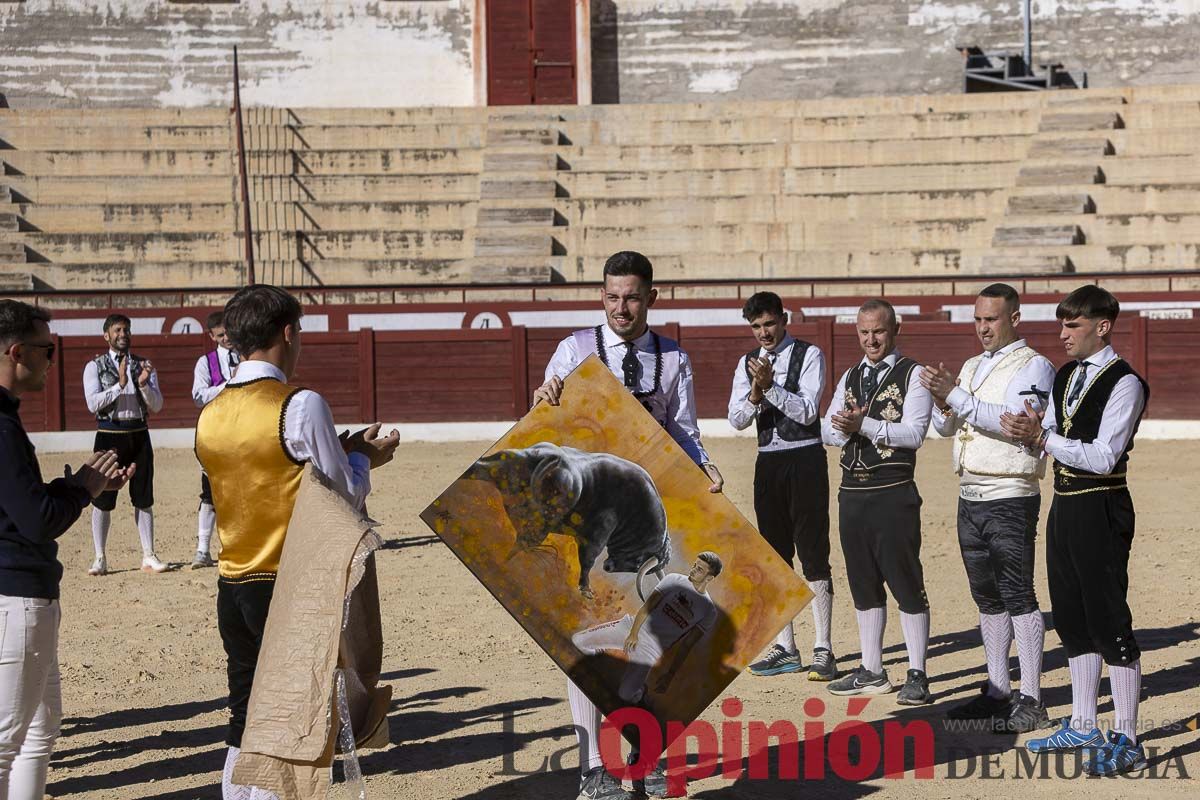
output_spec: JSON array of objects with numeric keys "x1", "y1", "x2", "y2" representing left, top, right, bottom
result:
[{"x1": 1, "y1": 85, "x2": 1199, "y2": 296}]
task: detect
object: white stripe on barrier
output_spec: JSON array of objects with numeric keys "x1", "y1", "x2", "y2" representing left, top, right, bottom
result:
[{"x1": 26, "y1": 418, "x2": 1200, "y2": 452}]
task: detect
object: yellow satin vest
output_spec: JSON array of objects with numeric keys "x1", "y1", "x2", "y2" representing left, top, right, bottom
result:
[{"x1": 195, "y1": 378, "x2": 305, "y2": 580}]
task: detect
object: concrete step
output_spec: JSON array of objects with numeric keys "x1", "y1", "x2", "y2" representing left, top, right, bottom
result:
[
  {"x1": 0, "y1": 269, "x2": 34, "y2": 291},
  {"x1": 978, "y1": 253, "x2": 1075, "y2": 273},
  {"x1": 992, "y1": 225, "x2": 1086, "y2": 247},
  {"x1": 473, "y1": 229, "x2": 555, "y2": 257},
  {"x1": 1016, "y1": 164, "x2": 1106, "y2": 187},
  {"x1": 246, "y1": 149, "x2": 481, "y2": 176},
  {"x1": 480, "y1": 178, "x2": 558, "y2": 200},
  {"x1": 1026, "y1": 138, "x2": 1114, "y2": 159},
  {"x1": 1038, "y1": 112, "x2": 1124, "y2": 132},
  {"x1": 0, "y1": 241, "x2": 26, "y2": 262},
  {"x1": 485, "y1": 127, "x2": 558, "y2": 147},
  {"x1": 482, "y1": 151, "x2": 559, "y2": 172},
  {"x1": 0, "y1": 126, "x2": 232, "y2": 151},
  {"x1": 467, "y1": 256, "x2": 564, "y2": 283},
  {"x1": 0, "y1": 212, "x2": 17, "y2": 232},
  {"x1": 1006, "y1": 194, "x2": 1096, "y2": 215},
  {"x1": 2, "y1": 150, "x2": 235, "y2": 178},
  {"x1": 476, "y1": 207, "x2": 555, "y2": 227}
]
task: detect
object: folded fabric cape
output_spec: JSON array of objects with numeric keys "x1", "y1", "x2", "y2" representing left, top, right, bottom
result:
[{"x1": 234, "y1": 464, "x2": 391, "y2": 799}]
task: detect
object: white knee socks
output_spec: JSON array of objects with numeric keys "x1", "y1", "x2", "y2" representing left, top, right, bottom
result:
[
  {"x1": 774, "y1": 621, "x2": 797, "y2": 653},
  {"x1": 808, "y1": 580, "x2": 833, "y2": 651},
  {"x1": 198, "y1": 502, "x2": 216, "y2": 555},
  {"x1": 856, "y1": 607, "x2": 886, "y2": 673},
  {"x1": 222, "y1": 746, "x2": 279, "y2": 800},
  {"x1": 567, "y1": 678, "x2": 604, "y2": 773},
  {"x1": 1011, "y1": 611, "x2": 1045, "y2": 701},
  {"x1": 1110, "y1": 659, "x2": 1141, "y2": 743},
  {"x1": 91, "y1": 508, "x2": 110, "y2": 559},
  {"x1": 979, "y1": 612, "x2": 1013, "y2": 699},
  {"x1": 135, "y1": 507, "x2": 155, "y2": 556},
  {"x1": 1068, "y1": 653, "x2": 1103, "y2": 733},
  {"x1": 899, "y1": 610, "x2": 930, "y2": 673}
]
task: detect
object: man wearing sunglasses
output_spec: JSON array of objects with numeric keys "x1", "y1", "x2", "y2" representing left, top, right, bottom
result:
[{"x1": 0, "y1": 300, "x2": 134, "y2": 797}]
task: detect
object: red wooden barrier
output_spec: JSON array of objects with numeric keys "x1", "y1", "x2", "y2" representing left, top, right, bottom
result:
[{"x1": 23, "y1": 317, "x2": 1199, "y2": 431}]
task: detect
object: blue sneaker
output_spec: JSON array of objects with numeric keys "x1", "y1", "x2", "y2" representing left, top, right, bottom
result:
[
  {"x1": 1025, "y1": 717, "x2": 1104, "y2": 754},
  {"x1": 1084, "y1": 731, "x2": 1147, "y2": 776},
  {"x1": 748, "y1": 645, "x2": 803, "y2": 676}
]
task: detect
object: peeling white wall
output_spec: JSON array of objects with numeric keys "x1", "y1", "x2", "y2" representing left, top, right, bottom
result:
[{"x1": 0, "y1": 0, "x2": 474, "y2": 107}]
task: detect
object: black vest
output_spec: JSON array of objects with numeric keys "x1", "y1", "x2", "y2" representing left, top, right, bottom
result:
[
  {"x1": 747, "y1": 340, "x2": 821, "y2": 448},
  {"x1": 838, "y1": 357, "x2": 919, "y2": 489},
  {"x1": 1051, "y1": 357, "x2": 1148, "y2": 495}
]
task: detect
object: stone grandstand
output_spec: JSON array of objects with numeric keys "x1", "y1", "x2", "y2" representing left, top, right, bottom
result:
[{"x1": 2, "y1": 84, "x2": 1199, "y2": 300}]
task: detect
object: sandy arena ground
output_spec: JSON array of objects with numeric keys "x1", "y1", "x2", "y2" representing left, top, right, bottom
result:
[{"x1": 36, "y1": 438, "x2": 1200, "y2": 799}]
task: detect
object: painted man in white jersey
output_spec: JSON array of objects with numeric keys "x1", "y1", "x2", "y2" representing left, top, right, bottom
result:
[{"x1": 572, "y1": 552, "x2": 721, "y2": 706}]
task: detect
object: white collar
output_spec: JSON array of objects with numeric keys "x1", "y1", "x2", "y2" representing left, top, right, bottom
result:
[
  {"x1": 1079, "y1": 344, "x2": 1117, "y2": 370},
  {"x1": 858, "y1": 351, "x2": 900, "y2": 370},
  {"x1": 600, "y1": 324, "x2": 653, "y2": 351},
  {"x1": 981, "y1": 338, "x2": 1026, "y2": 360},
  {"x1": 760, "y1": 334, "x2": 795, "y2": 358},
  {"x1": 229, "y1": 360, "x2": 287, "y2": 386}
]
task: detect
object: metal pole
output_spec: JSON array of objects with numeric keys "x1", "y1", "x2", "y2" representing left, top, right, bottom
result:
[
  {"x1": 232, "y1": 45, "x2": 256, "y2": 285},
  {"x1": 1023, "y1": 0, "x2": 1033, "y2": 76}
]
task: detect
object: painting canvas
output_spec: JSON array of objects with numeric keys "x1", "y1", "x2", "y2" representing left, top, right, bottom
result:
[{"x1": 420, "y1": 355, "x2": 812, "y2": 735}]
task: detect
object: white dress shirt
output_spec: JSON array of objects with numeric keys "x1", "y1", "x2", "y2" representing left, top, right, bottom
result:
[
  {"x1": 192, "y1": 346, "x2": 239, "y2": 409},
  {"x1": 226, "y1": 360, "x2": 372, "y2": 510},
  {"x1": 931, "y1": 339, "x2": 1056, "y2": 500},
  {"x1": 727, "y1": 334, "x2": 826, "y2": 451},
  {"x1": 543, "y1": 325, "x2": 710, "y2": 466},
  {"x1": 821, "y1": 351, "x2": 933, "y2": 449},
  {"x1": 1042, "y1": 345, "x2": 1146, "y2": 475},
  {"x1": 82, "y1": 349, "x2": 164, "y2": 420}
]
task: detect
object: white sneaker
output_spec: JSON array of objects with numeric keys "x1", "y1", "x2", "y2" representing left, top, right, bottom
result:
[
  {"x1": 190, "y1": 551, "x2": 216, "y2": 569},
  {"x1": 141, "y1": 553, "x2": 169, "y2": 573},
  {"x1": 87, "y1": 556, "x2": 108, "y2": 577}
]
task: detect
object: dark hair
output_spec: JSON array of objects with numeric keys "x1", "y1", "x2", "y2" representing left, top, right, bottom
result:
[
  {"x1": 103, "y1": 313, "x2": 131, "y2": 333},
  {"x1": 742, "y1": 291, "x2": 785, "y2": 321},
  {"x1": 1056, "y1": 285, "x2": 1120, "y2": 323},
  {"x1": 205, "y1": 310, "x2": 225, "y2": 331},
  {"x1": 979, "y1": 282, "x2": 1020, "y2": 311},
  {"x1": 222, "y1": 285, "x2": 302, "y2": 356},
  {"x1": 858, "y1": 298, "x2": 898, "y2": 328},
  {"x1": 697, "y1": 551, "x2": 723, "y2": 577},
  {"x1": 0, "y1": 300, "x2": 51, "y2": 351},
  {"x1": 603, "y1": 251, "x2": 654, "y2": 286}
]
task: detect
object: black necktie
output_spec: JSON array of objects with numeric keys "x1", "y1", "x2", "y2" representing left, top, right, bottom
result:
[
  {"x1": 862, "y1": 363, "x2": 883, "y2": 397},
  {"x1": 1067, "y1": 362, "x2": 1089, "y2": 406},
  {"x1": 621, "y1": 342, "x2": 639, "y2": 390},
  {"x1": 228, "y1": 351, "x2": 238, "y2": 372}
]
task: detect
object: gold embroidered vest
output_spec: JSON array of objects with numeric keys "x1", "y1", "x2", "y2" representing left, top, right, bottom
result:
[{"x1": 195, "y1": 378, "x2": 305, "y2": 580}]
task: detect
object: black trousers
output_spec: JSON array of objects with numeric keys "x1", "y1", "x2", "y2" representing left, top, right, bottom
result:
[
  {"x1": 217, "y1": 576, "x2": 276, "y2": 747},
  {"x1": 1047, "y1": 489, "x2": 1139, "y2": 666},
  {"x1": 92, "y1": 429, "x2": 154, "y2": 511},
  {"x1": 957, "y1": 495, "x2": 1040, "y2": 617},
  {"x1": 753, "y1": 446, "x2": 831, "y2": 582},
  {"x1": 838, "y1": 482, "x2": 928, "y2": 613},
  {"x1": 199, "y1": 472, "x2": 213, "y2": 505}
]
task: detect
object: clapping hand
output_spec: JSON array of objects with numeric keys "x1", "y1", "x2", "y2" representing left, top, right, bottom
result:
[
  {"x1": 137, "y1": 360, "x2": 154, "y2": 388},
  {"x1": 999, "y1": 399, "x2": 1045, "y2": 448},
  {"x1": 831, "y1": 402, "x2": 867, "y2": 435},
  {"x1": 920, "y1": 362, "x2": 957, "y2": 407},
  {"x1": 344, "y1": 422, "x2": 401, "y2": 469},
  {"x1": 747, "y1": 356, "x2": 773, "y2": 403},
  {"x1": 65, "y1": 451, "x2": 136, "y2": 498}
]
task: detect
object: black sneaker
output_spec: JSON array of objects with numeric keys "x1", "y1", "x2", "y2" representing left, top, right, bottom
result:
[
  {"x1": 827, "y1": 665, "x2": 892, "y2": 696},
  {"x1": 1003, "y1": 692, "x2": 1052, "y2": 733},
  {"x1": 808, "y1": 647, "x2": 838, "y2": 682},
  {"x1": 630, "y1": 762, "x2": 676, "y2": 798},
  {"x1": 578, "y1": 767, "x2": 634, "y2": 800},
  {"x1": 946, "y1": 685, "x2": 1011, "y2": 721},
  {"x1": 896, "y1": 669, "x2": 932, "y2": 706}
]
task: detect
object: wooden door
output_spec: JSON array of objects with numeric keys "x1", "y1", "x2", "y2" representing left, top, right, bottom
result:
[{"x1": 486, "y1": 0, "x2": 576, "y2": 105}]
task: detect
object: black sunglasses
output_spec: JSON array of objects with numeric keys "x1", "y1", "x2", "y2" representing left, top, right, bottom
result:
[{"x1": 22, "y1": 342, "x2": 56, "y2": 360}]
